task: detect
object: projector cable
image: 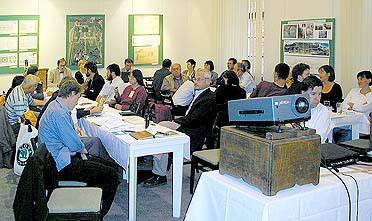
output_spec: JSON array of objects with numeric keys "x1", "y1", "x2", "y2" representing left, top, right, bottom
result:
[
  {"x1": 320, "y1": 160, "x2": 351, "y2": 221},
  {"x1": 341, "y1": 173, "x2": 359, "y2": 221}
]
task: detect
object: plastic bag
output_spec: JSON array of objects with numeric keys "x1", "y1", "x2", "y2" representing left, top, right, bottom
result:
[{"x1": 14, "y1": 121, "x2": 38, "y2": 176}]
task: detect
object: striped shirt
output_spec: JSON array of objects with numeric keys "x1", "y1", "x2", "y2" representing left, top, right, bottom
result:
[{"x1": 5, "y1": 85, "x2": 33, "y2": 125}]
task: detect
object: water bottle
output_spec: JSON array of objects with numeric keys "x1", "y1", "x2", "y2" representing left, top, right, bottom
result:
[{"x1": 145, "y1": 112, "x2": 150, "y2": 129}]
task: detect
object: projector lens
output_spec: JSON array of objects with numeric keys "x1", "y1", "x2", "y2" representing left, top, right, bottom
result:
[{"x1": 295, "y1": 97, "x2": 309, "y2": 113}]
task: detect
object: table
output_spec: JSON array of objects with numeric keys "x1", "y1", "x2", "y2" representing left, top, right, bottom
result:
[
  {"x1": 331, "y1": 111, "x2": 370, "y2": 140},
  {"x1": 185, "y1": 166, "x2": 372, "y2": 221},
  {"x1": 77, "y1": 99, "x2": 190, "y2": 221}
]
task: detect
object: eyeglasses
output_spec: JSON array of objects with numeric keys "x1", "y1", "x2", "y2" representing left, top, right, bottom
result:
[{"x1": 193, "y1": 77, "x2": 210, "y2": 82}]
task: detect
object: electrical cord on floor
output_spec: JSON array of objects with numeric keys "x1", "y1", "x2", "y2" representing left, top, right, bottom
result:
[
  {"x1": 320, "y1": 160, "x2": 351, "y2": 221},
  {"x1": 341, "y1": 173, "x2": 359, "y2": 221}
]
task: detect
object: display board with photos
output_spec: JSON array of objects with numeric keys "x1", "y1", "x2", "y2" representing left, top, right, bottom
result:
[
  {"x1": 0, "y1": 15, "x2": 39, "y2": 74},
  {"x1": 280, "y1": 18, "x2": 335, "y2": 75},
  {"x1": 128, "y1": 14, "x2": 163, "y2": 66}
]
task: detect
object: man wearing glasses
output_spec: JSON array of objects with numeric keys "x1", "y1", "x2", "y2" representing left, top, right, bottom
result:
[
  {"x1": 144, "y1": 68, "x2": 217, "y2": 187},
  {"x1": 48, "y1": 58, "x2": 73, "y2": 87}
]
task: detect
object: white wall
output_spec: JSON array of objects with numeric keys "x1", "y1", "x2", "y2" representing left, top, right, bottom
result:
[
  {"x1": 0, "y1": 0, "x2": 218, "y2": 93},
  {"x1": 264, "y1": 0, "x2": 372, "y2": 96}
]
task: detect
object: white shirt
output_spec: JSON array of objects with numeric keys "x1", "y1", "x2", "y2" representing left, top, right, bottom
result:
[
  {"x1": 98, "y1": 76, "x2": 129, "y2": 100},
  {"x1": 172, "y1": 80, "x2": 194, "y2": 106},
  {"x1": 307, "y1": 103, "x2": 334, "y2": 143},
  {"x1": 342, "y1": 87, "x2": 372, "y2": 117},
  {"x1": 239, "y1": 71, "x2": 256, "y2": 94}
]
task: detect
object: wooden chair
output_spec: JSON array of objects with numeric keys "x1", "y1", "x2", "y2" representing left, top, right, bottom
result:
[
  {"x1": 14, "y1": 143, "x2": 103, "y2": 221},
  {"x1": 189, "y1": 111, "x2": 224, "y2": 194}
]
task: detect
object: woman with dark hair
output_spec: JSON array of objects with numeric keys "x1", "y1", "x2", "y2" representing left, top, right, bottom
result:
[
  {"x1": 342, "y1": 70, "x2": 372, "y2": 116},
  {"x1": 318, "y1": 65, "x2": 343, "y2": 111},
  {"x1": 204, "y1": 60, "x2": 218, "y2": 87},
  {"x1": 113, "y1": 69, "x2": 147, "y2": 111},
  {"x1": 215, "y1": 70, "x2": 246, "y2": 126}
]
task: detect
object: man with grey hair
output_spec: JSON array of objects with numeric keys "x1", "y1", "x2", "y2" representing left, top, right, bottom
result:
[
  {"x1": 38, "y1": 80, "x2": 120, "y2": 218},
  {"x1": 5, "y1": 74, "x2": 40, "y2": 136},
  {"x1": 144, "y1": 68, "x2": 217, "y2": 187}
]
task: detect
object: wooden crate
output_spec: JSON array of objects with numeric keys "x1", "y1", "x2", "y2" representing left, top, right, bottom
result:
[{"x1": 219, "y1": 126, "x2": 321, "y2": 196}]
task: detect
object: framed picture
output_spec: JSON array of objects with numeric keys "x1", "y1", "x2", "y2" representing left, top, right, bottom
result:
[
  {"x1": 66, "y1": 15, "x2": 105, "y2": 69},
  {"x1": 128, "y1": 14, "x2": 163, "y2": 66}
]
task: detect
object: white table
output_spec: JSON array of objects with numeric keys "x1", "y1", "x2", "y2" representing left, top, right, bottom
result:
[
  {"x1": 331, "y1": 111, "x2": 370, "y2": 140},
  {"x1": 185, "y1": 166, "x2": 372, "y2": 221},
  {"x1": 77, "y1": 99, "x2": 190, "y2": 221}
]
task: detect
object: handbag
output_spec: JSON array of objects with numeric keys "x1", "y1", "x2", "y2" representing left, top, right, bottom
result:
[{"x1": 14, "y1": 120, "x2": 38, "y2": 176}]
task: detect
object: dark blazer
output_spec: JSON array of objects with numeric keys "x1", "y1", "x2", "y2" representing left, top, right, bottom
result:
[
  {"x1": 85, "y1": 73, "x2": 105, "y2": 101},
  {"x1": 75, "y1": 71, "x2": 85, "y2": 84},
  {"x1": 152, "y1": 67, "x2": 171, "y2": 100},
  {"x1": 175, "y1": 88, "x2": 216, "y2": 152}
]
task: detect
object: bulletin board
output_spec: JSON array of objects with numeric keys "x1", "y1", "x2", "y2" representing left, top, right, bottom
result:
[
  {"x1": 280, "y1": 18, "x2": 335, "y2": 75},
  {"x1": 0, "y1": 15, "x2": 39, "y2": 74},
  {"x1": 128, "y1": 14, "x2": 163, "y2": 66}
]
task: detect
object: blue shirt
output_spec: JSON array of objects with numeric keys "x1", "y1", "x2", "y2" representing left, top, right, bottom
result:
[{"x1": 38, "y1": 97, "x2": 84, "y2": 171}]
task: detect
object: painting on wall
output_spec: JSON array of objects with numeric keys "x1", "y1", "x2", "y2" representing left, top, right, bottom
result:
[{"x1": 66, "y1": 15, "x2": 105, "y2": 68}]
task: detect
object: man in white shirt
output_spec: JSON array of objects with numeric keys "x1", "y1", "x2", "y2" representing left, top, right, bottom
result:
[
  {"x1": 301, "y1": 75, "x2": 334, "y2": 143},
  {"x1": 96, "y1": 63, "x2": 128, "y2": 104}
]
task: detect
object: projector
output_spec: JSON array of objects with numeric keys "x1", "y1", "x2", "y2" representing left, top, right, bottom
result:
[{"x1": 228, "y1": 94, "x2": 311, "y2": 126}]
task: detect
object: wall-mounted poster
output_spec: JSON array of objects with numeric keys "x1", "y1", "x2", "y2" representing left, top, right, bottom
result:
[
  {"x1": 128, "y1": 14, "x2": 163, "y2": 66},
  {"x1": 281, "y1": 18, "x2": 335, "y2": 75},
  {"x1": 66, "y1": 15, "x2": 105, "y2": 68},
  {"x1": 0, "y1": 15, "x2": 39, "y2": 74}
]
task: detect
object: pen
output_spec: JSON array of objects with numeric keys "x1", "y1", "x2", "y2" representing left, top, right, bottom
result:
[{"x1": 122, "y1": 130, "x2": 135, "y2": 133}]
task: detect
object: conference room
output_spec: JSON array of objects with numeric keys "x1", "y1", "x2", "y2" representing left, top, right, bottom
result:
[{"x1": 0, "y1": 0, "x2": 371, "y2": 220}]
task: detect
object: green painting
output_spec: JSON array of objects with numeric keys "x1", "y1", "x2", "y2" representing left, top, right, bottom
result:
[{"x1": 66, "y1": 15, "x2": 105, "y2": 69}]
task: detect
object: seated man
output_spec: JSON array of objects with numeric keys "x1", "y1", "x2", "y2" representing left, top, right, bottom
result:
[
  {"x1": 48, "y1": 58, "x2": 72, "y2": 87},
  {"x1": 171, "y1": 78, "x2": 194, "y2": 116},
  {"x1": 25, "y1": 65, "x2": 44, "y2": 100},
  {"x1": 82, "y1": 61, "x2": 105, "y2": 101},
  {"x1": 38, "y1": 80, "x2": 120, "y2": 218},
  {"x1": 250, "y1": 63, "x2": 290, "y2": 98},
  {"x1": 120, "y1": 58, "x2": 133, "y2": 83},
  {"x1": 144, "y1": 68, "x2": 216, "y2": 187},
  {"x1": 152, "y1": 59, "x2": 172, "y2": 101},
  {"x1": 161, "y1": 63, "x2": 188, "y2": 96},
  {"x1": 96, "y1": 63, "x2": 128, "y2": 105},
  {"x1": 5, "y1": 74, "x2": 40, "y2": 137},
  {"x1": 301, "y1": 75, "x2": 334, "y2": 143},
  {"x1": 285, "y1": 63, "x2": 311, "y2": 95},
  {"x1": 36, "y1": 76, "x2": 106, "y2": 158}
]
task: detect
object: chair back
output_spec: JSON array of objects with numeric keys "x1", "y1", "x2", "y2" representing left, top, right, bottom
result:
[{"x1": 13, "y1": 143, "x2": 53, "y2": 221}]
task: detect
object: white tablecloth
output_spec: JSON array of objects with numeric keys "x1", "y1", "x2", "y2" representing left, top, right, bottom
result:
[
  {"x1": 77, "y1": 98, "x2": 190, "y2": 220},
  {"x1": 185, "y1": 166, "x2": 372, "y2": 221}
]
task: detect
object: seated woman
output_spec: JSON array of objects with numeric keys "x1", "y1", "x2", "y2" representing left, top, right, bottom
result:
[
  {"x1": 342, "y1": 70, "x2": 372, "y2": 116},
  {"x1": 318, "y1": 65, "x2": 343, "y2": 112},
  {"x1": 113, "y1": 69, "x2": 147, "y2": 112},
  {"x1": 215, "y1": 70, "x2": 246, "y2": 126}
]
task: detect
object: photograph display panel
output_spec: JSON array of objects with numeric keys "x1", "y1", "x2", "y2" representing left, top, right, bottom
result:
[{"x1": 281, "y1": 18, "x2": 335, "y2": 75}]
